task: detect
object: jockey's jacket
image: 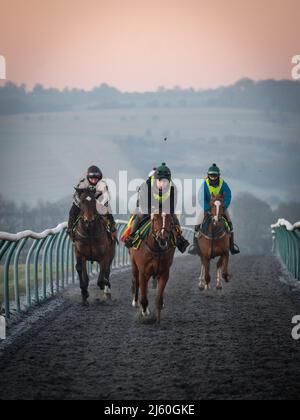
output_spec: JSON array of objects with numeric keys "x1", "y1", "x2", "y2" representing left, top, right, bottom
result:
[
  {"x1": 138, "y1": 176, "x2": 177, "y2": 214},
  {"x1": 73, "y1": 176, "x2": 111, "y2": 215},
  {"x1": 200, "y1": 178, "x2": 232, "y2": 212}
]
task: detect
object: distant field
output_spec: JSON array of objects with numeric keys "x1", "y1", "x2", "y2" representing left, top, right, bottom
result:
[{"x1": 0, "y1": 107, "x2": 299, "y2": 206}]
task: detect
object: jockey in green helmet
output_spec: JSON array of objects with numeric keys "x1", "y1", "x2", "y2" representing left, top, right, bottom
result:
[
  {"x1": 189, "y1": 163, "x2": 240, "y2": 255},
  {"x1": 124, "y1": 163, "x2": 190, "y2": 254}
]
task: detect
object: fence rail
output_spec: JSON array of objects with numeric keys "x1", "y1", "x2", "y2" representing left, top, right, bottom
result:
[
  {"x1": 272, "y1": 219, "x2": 300, "y2": 281},
  {"x1": 0, "y1": 221, "x2": 194, "y2": 318}
]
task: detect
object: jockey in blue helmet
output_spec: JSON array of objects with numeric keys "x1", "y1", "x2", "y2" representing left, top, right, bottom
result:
[{"x1": 189, "y1": 163, "x2": 240, "y2": 255}]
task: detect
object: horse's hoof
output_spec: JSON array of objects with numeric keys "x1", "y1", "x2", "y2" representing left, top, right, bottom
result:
[
  {"x1": 216, "y1": 285, "x2": 223, "y2": 291},
  {"x1": 104, "y1": 286, "x2": 111, "y2": 295},
  {"x1": 142, "y1": 308, "x2": 151, "y2": 318},
  {"x1": 132, "y1": 300, "x2": 139, "y2": 308},
  {"x1": 198, "y1": 283, "x2": 205, "y2": 291},
  {"x1": 82, "y1": 300, "x2": 89, "y2": 307}
]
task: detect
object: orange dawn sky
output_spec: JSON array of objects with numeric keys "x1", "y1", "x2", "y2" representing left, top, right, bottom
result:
[{"x1": 0, "y1": 0, "x2": 299, "y2": 91}]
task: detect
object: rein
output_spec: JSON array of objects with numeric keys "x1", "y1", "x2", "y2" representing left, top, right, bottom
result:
[
  {"x1": 143, "y1": 215, "x2": 175, "y2": 260},
  {"x1": 74, "y1": 214, "x2": 103, "y2": 241}
]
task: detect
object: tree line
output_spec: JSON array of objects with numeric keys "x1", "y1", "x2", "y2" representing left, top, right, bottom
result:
[{"x1": 1, "y1": 79, "x2": 300, "y2": 115}]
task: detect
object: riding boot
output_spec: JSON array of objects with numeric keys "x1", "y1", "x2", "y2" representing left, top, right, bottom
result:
[
  {"x1": 68, "y1": 204, "x2": 80, "y2": 241},
  {"x1": 176, "y1": 236, "x2": 190, "y2": 254},
  {"x1": 106, "y1": 213, "x2": 118, "y2": 242},
  {"x1": 172, "y1": 215, "x2": 190, "y2": 254},
  {"x1": 188, "y1": 225, "x2": 201, "y2": 255},
  {"x1": 228, "y1": 222, "x2": 240, "y2": 255}
]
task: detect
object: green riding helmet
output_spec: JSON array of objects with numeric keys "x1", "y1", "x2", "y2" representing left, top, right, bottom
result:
[
  {"x1": 155, "y1": 163, "x2": 172, "y2": 181},
  {"x1": 207, "y1": 163, "x2": 221, "y2": 176}
]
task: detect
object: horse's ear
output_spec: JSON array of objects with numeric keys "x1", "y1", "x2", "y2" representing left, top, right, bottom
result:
[{"x1": 75, "y1": 187, "x2": 86, "y2": 195}]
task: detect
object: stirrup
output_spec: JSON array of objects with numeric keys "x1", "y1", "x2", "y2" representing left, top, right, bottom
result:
[
  {"x1": 177, "y1": 237, "x2": 190, "y2": 254},
  {"x1": 231, "y1": 244, "x2": 240, "y2": 255}
]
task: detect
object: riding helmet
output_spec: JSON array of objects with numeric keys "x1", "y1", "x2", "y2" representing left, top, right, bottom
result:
[
  {"x1": 87, "y1": 165, "x2": 103, "y2": 183},
  {"x1": 155, "y1": 163, "x2": 172, "y2": 181},
  {"x1": 207, "y1": 163, "x2": 221, "y2": 176}
]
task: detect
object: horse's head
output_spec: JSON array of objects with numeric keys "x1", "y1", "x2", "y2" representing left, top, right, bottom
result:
[
  {"x1": 75, "y1": 187, "x2": 98, "y2": 223},
  {"x1": 151, "y1": 213, "x2": 173, "y2": 251},
  {"x1": 210, "y1": 194, "x2": 225, "y2": 225}
]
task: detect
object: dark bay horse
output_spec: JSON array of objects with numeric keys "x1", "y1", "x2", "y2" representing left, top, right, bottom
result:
[
  {"x1": 130, "y1": 213, "x2": 176, "y2": 324},
  {"x1": 197, "y1": 194, "x2": 231, "y2": 291},
  {"x1": 71, "y1": 188, "x2": 116, "y2": 305}
]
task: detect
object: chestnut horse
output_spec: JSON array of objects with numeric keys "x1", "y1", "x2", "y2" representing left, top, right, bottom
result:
[
  {"x1": 130, "y1": 213, "x2": 176, "y2": 324},
  {"x1": 197, "y1": 194, "x2": 231, "y2": 291},
  {"x1": 72, "y1": 188, "x2": 116, "y2": 305}
]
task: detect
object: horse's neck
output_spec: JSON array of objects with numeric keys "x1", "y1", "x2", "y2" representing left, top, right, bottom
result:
[
  {"x1": 147, "y1": 229, "x2": 157, "y2": 247},
  {"x1": 78, "y1": 215, "x2": 104, "y2": 235},
  {"x1": 208, "y1": 217, "x2": 225, "y2": 233}
]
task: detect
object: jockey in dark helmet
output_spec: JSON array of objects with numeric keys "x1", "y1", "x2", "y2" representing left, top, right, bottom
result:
[
  {"x1": 189, "y1": 163, "x2": 240, "y2": 255},
  {"x1": 68, "y1": 165, "x2": 117, "y2": 241},
  {"x1": 124, "y1": 163, "x2": 190, "y2": 254}
]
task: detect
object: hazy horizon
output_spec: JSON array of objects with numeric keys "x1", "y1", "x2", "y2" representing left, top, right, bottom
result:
[{"x1": 2, "y1": 76, "x2": 298, "y2": 94}]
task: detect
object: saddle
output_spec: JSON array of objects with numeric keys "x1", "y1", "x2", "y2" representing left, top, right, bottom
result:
[
  {"x1": 72, "y1": 214, "x2": 114, "y2": 242},
  {"x1": 199, "y1": 215, "x2": 231, "y2": 238},
  {"x1": 122, "y1": 217, "x2": 176, "y2": 250}
]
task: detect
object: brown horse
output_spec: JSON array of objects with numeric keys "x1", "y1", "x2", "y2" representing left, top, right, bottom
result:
[
  {"x1": 197, "y1": 194, "x2": 231, "y2": 291},
  {"x1": 130, "y1": 213, "x2": 176, "y2": 324},
  {"x1": 72, "y1": 188, "x2": 116, "y2": 305}
]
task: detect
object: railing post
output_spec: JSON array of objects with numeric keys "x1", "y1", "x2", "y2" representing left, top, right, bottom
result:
[
  {"x1": 48, "y1": 235, "x2": 58, "y2": 296},
  {"x1": 13, "y1": 238, "x2": 28, "y2": 313},
  {"x1": 3, "y1": 242, "x2": 19, "y2": 318},
  {"x1": 42, "y1": 235, "x2": 55, "y2": 301},
  {"x1": 33, "y1": 237, "x2": 47, "y2": 304},
  {"x1": 25, "y1": 240, "x2": 39, "y2": 308},
  {"x1": 55, "y1": 229, "x2": 65, "y2": 293},
  {"x1": 60, "y1": 230, "x2": 68, "y2": 289}
]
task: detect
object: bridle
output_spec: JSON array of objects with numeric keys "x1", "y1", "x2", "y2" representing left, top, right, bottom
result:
[
  {"x1": 144, "y1": 213, "x2": 175, "y2": 257},
  {"x1": 75, "y1": 193, "x2": 102, "y2": 241}
]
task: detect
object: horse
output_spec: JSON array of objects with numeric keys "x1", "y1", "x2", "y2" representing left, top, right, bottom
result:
[
  {"x1": 197, "y1": 194, "x2": 231, "y2": 291},
  {"x1": 130, "y1": 213, "x2": 176, "y2": 324},
  {"x1": 71, "y1": 188, "x2": 116, "y2": 305}
]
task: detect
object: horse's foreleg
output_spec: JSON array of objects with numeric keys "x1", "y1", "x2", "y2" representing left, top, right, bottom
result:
[
  {"x1": 99, "y1": 258, "x2": 112, "y2": 296},
  {"x1": 156, "y1": 274, "x2": 168, "y2": 324},
  {"x1": 198, "y1": 258, "x2": 206, "y2": 291},
  {"x1": 216, "y1": 257, "x2": 223, "y2": 290},
  {"x1": 80, "y1": 258, "x2": 90, "y2": 304},
  {"x1": 222, "y1": 252, "x2": 231, "y2": 283},
  {"x1": 203, "y1": 257, "x2": 211, "y2": 290},
  {"x1": 132, "y1": 259, "x2": 140, "y2": 308},
  {"x1": 139, "y1": 273, "x2": 150, "y2": 317}
]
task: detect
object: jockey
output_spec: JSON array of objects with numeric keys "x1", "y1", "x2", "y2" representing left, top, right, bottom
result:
[
  {"x1": 68, "y1": 165, "x2": 117, "y2": 241},
  {"x1": 189, "y1": 163, "x2": 240, "y2": 255},
  {"x1": 124, "y1": 163, "x2": 190, "y2": 253}
]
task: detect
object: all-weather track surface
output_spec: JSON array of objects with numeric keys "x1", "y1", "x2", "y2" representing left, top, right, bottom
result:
[{"x1": 0, "y1": 255, "x2": 300, "y2": 400}]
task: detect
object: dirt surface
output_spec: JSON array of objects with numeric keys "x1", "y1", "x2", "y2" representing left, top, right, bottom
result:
[{"x1": 0, "y1": 255, "x2": 300, "y2": 400}]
